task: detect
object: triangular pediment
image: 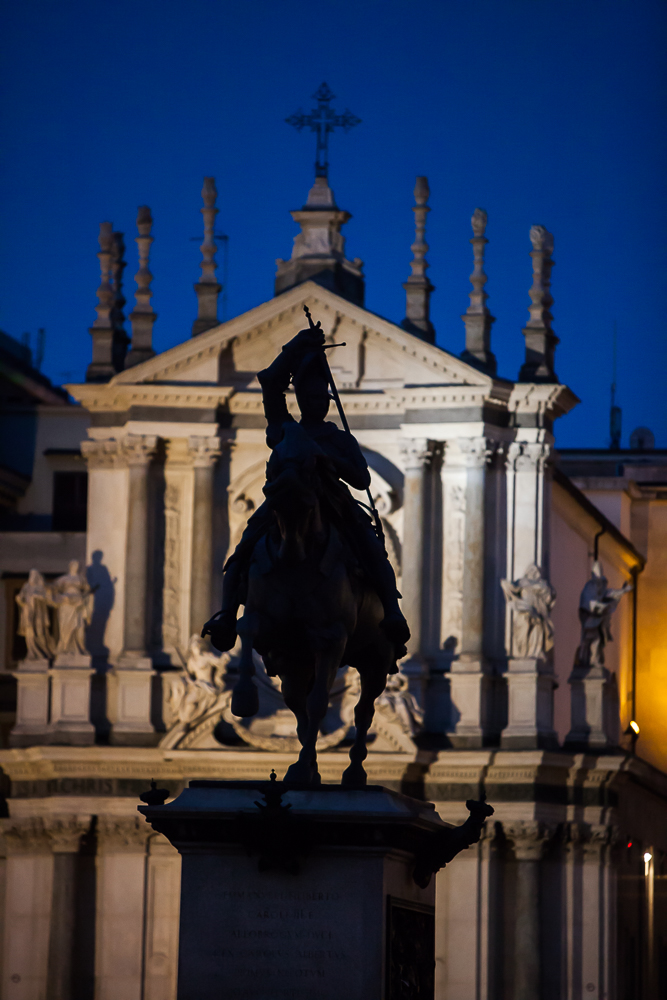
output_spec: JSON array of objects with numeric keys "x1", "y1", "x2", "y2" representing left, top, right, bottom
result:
[{"x1": 107, "y1": 282, "x2": 495, "y2": 391}]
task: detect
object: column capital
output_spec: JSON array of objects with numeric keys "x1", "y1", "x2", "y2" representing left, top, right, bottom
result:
[
  {"x1": 187, "y1": 435, "x2": 223, "y2": 468},
  {"x1": 400, "y1": 437, "x2": 433, "y2": 470},
  {"x1": 506, "y1": 440, "x2": 552, "y2": 472},
  {"x1": 503, "y1": 820, "x2": 553, "y2": 860},
  {"x1": 122, "y1": 434, "x2": 158, "y2": 467},
  {"x1": 44, "y1": 814, "x2": 92, "y2": 853},
  {"x1": 444, "y1": 436, "x2": 499, "y2": 469},
  {"x1": 564, "y1": 821, "x2": 614, "y2": 858},
  {"x1": 81, "y1": 438, "x2": 124, "y2": 469},
  {"x1": 0, "y1": 816, "x2": 51, "y2": 854},
  {"x1": 97, "y1": 815, "x2": 152, "y2": 853}
]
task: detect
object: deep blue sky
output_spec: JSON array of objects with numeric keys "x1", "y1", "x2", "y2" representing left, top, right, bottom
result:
[{"x1": 1, "y1": 0, "x2": 666, "y2": 447}]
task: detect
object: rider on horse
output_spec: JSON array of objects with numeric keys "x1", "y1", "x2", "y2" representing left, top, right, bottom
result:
[{"x1": 204, "y1": 322, "x2": 411, "y2": 656}]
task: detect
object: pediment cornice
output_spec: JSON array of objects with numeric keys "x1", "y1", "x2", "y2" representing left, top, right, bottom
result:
[{"x1": 75, "y1": 282, "x2": 495, "y2": 389}]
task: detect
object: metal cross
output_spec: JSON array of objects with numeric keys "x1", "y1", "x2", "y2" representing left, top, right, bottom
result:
[{"x1": 285, "y1": 82, "x2": 361, "y2": 180}]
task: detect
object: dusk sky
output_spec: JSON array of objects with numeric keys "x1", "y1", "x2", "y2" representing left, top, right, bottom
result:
[{"x1": 1, "y1": 0, "x2": 665, "y2": 448}]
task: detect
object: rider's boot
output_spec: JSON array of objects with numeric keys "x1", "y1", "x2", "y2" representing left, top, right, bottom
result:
[
  {"x1": 372, "y1": 561, "x2": 411, "y2": 653},
  {"x1": 201, "y1": 563, "x2": 242, "y2": 652}
]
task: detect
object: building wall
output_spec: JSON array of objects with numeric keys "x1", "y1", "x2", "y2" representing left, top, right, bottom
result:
[
  {"x1": 16, "y1": 407, "x2": 90, "y2": 518},
  {"x1": 635, "y1": 498, "x2": 667, "y2": 774}
]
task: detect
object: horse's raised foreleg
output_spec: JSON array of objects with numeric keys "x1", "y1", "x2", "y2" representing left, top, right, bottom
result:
[
  {"x1": 342, "y1": 665, "x2": 388, "y2": 788},
  {"x1": 231, "y1": 611, "x2": 260, "y2": 718},
  {"x1": 284, "y1": 630, "x2": 346, "y2": 786}
]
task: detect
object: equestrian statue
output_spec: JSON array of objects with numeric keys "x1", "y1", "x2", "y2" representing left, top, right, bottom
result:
[{"x1": 203, "y1": 307, "x2": 411, "y2": 787}]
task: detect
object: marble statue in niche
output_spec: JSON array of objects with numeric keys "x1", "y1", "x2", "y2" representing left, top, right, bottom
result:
[
  {"x1": 50, "y1": 560, "x2": 94, "y2": 656},
  {"x1": 501, "y1": 564, "x2": 556, "y2": 658},
  {"x1": 575, "y1": 561, "x2": 632, "y2": 668},
  {"x1": 376, "y1": 670, "x2": 424, "y2": 737},
  {"x1": 15, "y1": 570, "x2": 55, "y2": 660},
  {"x1": 168, "y1": 635, "x2": 230, "y2": 727}
]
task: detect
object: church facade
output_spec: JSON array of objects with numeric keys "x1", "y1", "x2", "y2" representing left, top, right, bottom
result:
[{"x1": 0, "y1": 173, "x2": 665, "y2": 999}]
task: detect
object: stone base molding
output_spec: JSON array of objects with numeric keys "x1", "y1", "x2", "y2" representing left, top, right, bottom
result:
[
  {"x1": 49, "y1": 656, "x2": 95, "y2": 745},
  {"x1": 447, "y1": 664, "x2": 494, "y2": 748},
  {"x1": 10, "y1": 660, "x2": 50, "y2": 746},
  {"x1": 501, "y1": 657, "x2": 558, "y2": 749},
  {"x1": 108, "y1": 659, "x2": 157, "y2": 746},
  {"x1": 565, "y1": 664, "x2": 617, "y2": 751}
]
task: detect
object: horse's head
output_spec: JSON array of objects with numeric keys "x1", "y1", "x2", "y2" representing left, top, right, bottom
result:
[{"x1": 263, "y1": 423, "x2": 325, "y2": 562}]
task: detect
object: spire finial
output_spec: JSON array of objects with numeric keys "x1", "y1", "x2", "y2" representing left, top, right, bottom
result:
[
  {"x1": 518, "y1": 224, "x2": 559, "y2": 382},
  {"x1": 86, "y1": 222, "x2": 117, "y2": 382},
  {"x1": 192, "y1": 177, "x2": 222, "y2": 337},
  {"x1": 110, "y1": 231, "x2": 129, "y2": 371},
  {"x1": 460, "y1": 208, "x2": 496, "y2": 375},
  {"x1": 401, "y1": 176, "x2": 435, "y2": 343},
  {"x1": 125, "y1": 206, "x2": 157, "y2": 369}
]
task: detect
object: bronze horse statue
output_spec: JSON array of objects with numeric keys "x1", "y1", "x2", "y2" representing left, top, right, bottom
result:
[{"x1": 229, "y1": 421, "x2": 399, "y2": 787}]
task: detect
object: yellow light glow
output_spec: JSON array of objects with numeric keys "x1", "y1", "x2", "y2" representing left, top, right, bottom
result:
[
  {"x1": 630, "y1": 720, "x2": 640, "y2": 734},
  {"x1": 644, "y1": 852, "x2": 652, "y2": 863}
]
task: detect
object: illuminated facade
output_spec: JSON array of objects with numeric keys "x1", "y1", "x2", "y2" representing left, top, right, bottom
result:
[{"x1": 0, "y1": 177, "x2": 665, "y2": 998}]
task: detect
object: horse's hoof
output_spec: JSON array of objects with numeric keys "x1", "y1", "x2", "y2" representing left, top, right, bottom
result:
[
  {"x1": 284, "y1": 760, "x2": 318, "y2": 786},
  {"x1": 231, "y1": 681, "x2": 259, "y2": 718},
  {"x1": 341, "y1": 763, "x2": 367, "y2": 788}
]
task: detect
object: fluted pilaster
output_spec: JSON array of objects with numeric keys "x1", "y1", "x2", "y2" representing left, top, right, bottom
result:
[{"x1": 188, "y1": 436, "x2": 222, "y2": 634}]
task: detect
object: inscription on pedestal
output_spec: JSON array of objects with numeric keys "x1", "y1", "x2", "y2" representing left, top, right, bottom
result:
[{"x1": 178, "y1": 853, "x2": 382, "y2": 1000}]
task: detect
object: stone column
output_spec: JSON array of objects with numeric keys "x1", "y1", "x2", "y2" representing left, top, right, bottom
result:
[
  {"x1": 0, "y1": 818, "x2": 54, "y2": 1000},
  {"x1": 109, "y1": 435, "x2": 158, "y2": 745},
  {"x1": 95, "y1": 816, "x2": 151, "y2": 1000},
  {"x1": 505, "y1": 822, "x2": 549, "y2": 1000},
  {"x1": 435, "y1": 822, "x2": 494, "y2": 999},
  {"x1": 119, "y1": 435, "x2": 158, "y2": 661},
  {"x1": 504, "y1": 439, "x2": 552, "y2": 583},
  {"x1": 187, "y1": 437, "x2": 222, "y2": 637},
  {"x1": 441, "y1": 438, "x2": 495, "y2": 747},
  {"x1": 143, "y1": 835, "x2": 181, "y2": 1000},
  {"x1": 400, "y1": 439, "x2": 430, "y2": 657},
  {"x1": 563, "y1": 823, "x2": 615, "y2": 1000},
  {"x1": 10, "y1": 659, "x2": 50, "y2": 746},
  {"x1": 501, "y1": 440, "x2": 557, "y2": 749},
  {"x1": 45, "y1": 815, "x2": 92, "y2": 1000}
]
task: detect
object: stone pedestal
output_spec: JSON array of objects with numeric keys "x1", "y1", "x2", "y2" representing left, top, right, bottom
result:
[
  {"x1": 10, "y1": 659, "x2": 50, "y2": 746},
  {"x1": 49, "y1": 654, "x2": 95, "y2": 745},
  {"x1": 501, "y1": 657, "x2": 557, "y2": 750},
  {"x1": 564, "y1": 664, "x2": 615, "y2": 751},
  {"x1": 140, "y1": 782, "x2": 441, "y2": 1000},
  {"x1": 108, "y1": 658, "x2": 156, "y2": 746}
]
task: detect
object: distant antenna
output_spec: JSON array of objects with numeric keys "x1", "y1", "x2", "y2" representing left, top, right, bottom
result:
[
  {"x1": 610, "y1": 320, "x2": 622, "y2": 449},
  {"x1": 35, "y1": 328, "x2": 45, "y2": 370}
]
